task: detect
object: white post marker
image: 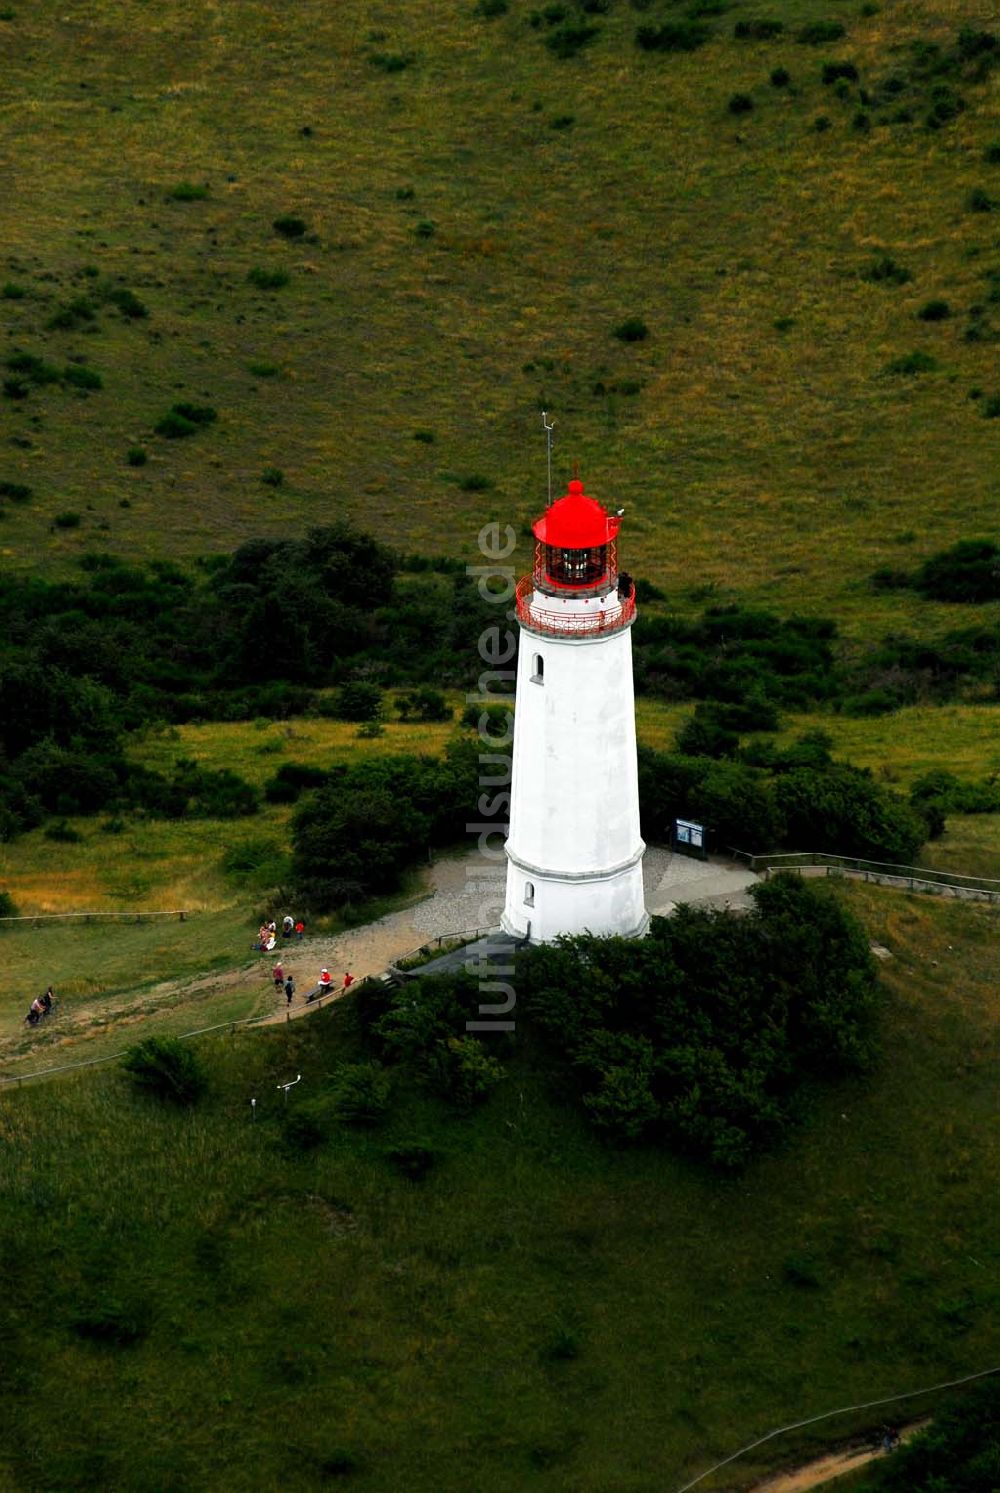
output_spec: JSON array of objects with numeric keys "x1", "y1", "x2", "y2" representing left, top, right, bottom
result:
[
  {"x1": 250, "y1": 1097, "x2": 256, "y2": 1122},
  {"x1": 277, "y1": 1074, "x2": 302, "y2": 1104}
]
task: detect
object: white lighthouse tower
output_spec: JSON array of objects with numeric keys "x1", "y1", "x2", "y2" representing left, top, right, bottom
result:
[{"x1": 501, "y1": 476, "x2": 648, "y2": 943}]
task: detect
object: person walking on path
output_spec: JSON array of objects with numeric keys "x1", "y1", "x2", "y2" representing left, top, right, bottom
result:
[
  {"x1": 284, "y1": 974, "x2": 295, "y2": 1007},
  {"x1": 341, "y1": 971, "x2": 355, "y2": 994},
  {"x1": 272, "y1": 959, "x2": 284, "y2": 993},
  {"x1": 295, "y1": 919, "x2": 305, "y2": 941}
]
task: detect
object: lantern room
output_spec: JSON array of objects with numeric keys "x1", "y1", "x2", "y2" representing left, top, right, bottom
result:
[{"x1": 532, "y1": 478, "x2": 621, "y2": 594}]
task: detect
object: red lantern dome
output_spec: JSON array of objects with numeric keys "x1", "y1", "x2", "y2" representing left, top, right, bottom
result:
[
  {"x1": 531, "y1": 478, "x2": 621, "y2": 548},
  {"x1": 530, "y1": 477, "x2": 621, "y2": 593}
]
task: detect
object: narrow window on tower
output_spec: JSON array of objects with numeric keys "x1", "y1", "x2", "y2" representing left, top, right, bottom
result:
[
  {"x1": 524, "y1": 881, "x2": 534, "y2": 906},
  {"x1": 531, "y1": 653, "x2": 544, "y2": 684}
]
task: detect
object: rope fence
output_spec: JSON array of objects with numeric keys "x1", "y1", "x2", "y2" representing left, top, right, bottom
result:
[
  {"x1": 0, "y1": 1013, "x2": 263, "y2": 1088},
  {"x1": 0, "y1": 909, "x2": 198, "y2": 926}
]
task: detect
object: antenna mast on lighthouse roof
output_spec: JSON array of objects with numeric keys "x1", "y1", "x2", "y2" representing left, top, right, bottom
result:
[{"x1": 541, "y1": 410, "x2": 555, "y2": 507}]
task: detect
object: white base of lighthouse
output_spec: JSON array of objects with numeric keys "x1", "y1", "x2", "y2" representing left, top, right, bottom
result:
[
  {"x1": 501, "y1": 580, "x2": 648, "y2": 946},
  {"x1": 501, "y1": 849, "x2": 649, "y2": 944}
]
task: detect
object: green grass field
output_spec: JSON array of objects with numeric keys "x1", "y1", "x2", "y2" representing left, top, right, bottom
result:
[
  {"x1": 0, "y1": 883, "x2": 996, "y2": 1491},
  {"x1": 2, "y1": 0, "x2": 1000, "y2": 643},
  {"x1": 4, "y1": 5, "x2": 1000, "y2": 1481}
]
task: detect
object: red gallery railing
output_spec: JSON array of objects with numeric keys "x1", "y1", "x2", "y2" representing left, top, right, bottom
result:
[{"x1": 514, "y1": 575, "x2": 636, "y2": 637}]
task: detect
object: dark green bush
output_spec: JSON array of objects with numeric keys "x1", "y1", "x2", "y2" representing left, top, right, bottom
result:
[
  {"x1": 734, "y1": 19, "x2": 782, "y2": 40},
  {"x1": 917, "y1": 299, "x2": 950, "y2": 321},
  {"x1": 822, "y1": 60, "x2": 858, "y2": 83},
  {"x1": 0, "y1": 481, "x2": 31, "y2": 501},
  {"x1": 332, "y1": 680, "x2": 383, "y2": 721},
  {"x1": 264, "y1": 761, "x2": 329, "y2": 804},
  {"x1": 261, "y1": 467, "x2": 283, "y2": 487},
  {"x1": 283, "y1": 1098, "x2": 331, "y2": 1150},
  {"x1": 369, "y1": 51, "x2": 415, "y2": 72},
  {"x1": 476, "y1": 0, "x2": 508, "y2": 14},
  {"x1": 883, "y1": 350, "x2": 938, "y2": 375},
  {"x1": 7, "y1": 350, "x2": 60, "y2": 385},
  {"x1": 635, "y1": 21, "x2": 709, "y2": 52},
  {"x1": 461, "y1": 701, "x2": 513, "y2": 739},
  {"x1": 126, "y1": 447, "x2": 147, "y2": 467},
  {"x1": 155, "y1": 402, "x2": 217, "y2": 438},
  {"x1": 272, "y1": 214, "x2": 308, "y2": 238},
  {"x1": 458, "y1": 473, "x2": 493, "y2": 491},
  {"x1": 910, "y1": 769, "x2": 1000, "y2": 816},
  {"x1": 926, "y1": 83, "x2": 964, "y2": 128},
  {"x1": 414, "y1": 220, "x2": 435, "y2": 238},
  {"x1": 331, "y1": 1062, "x2": 392, "y2": 1125},
  {"x1": 728, "y1": 92, "x2": 754, "y2": 114},
  {"x1": 913, "y1": 538, "x2": 1000, "y2": 602},
  {"x1": 72, "y1": 1296, "x2": 151, "y2": 1347},
  {"x1": 986, "y1": 141, "x2": 1000, "y2": 163},
  {"x1": 521, "y1": 874, "x2": 879, "y2": 1164},
  {"x1": 247, "y1": 267, "x2": 290, "y2": 289},
  {"x1": 155, "y1": 410, "x2": 198, "y2": 439},
  {"x1": 675, "y1": 708, "x2": 739, "y2": 759},
  {"x1": 545, "y1": 23, "x2": 600, "y2": 57},
  {"x1": 46, "y1": 296, "x2": 95, "y2": 331},
  {"x1": 107, "y1": 287, "x2": 148, "y2": 318},
  {"x1": 861, "y1": 255, "x2": 911, "y2": 285},
  {"x1": 967, "y1": 187, "x2": 994, "y2": 212},
  {"x1": 774, "y1": 764, "x2": 926, "y2": 863},
  {"x1": 122, "y1": 1037, "x2": 206, "y2": 1104},
  {"x1": 167, "y1": 181, "x2": 210, "y2": 201},
  {"x1": 396, "y1": 687, "x2": 451, "y2": 722},
  {"x1": 53, "y1": 510, "x2": 82, "y2": 529},
  {"x1": 429, "y1": 1036, "x2": 504, "y2": 1111},
  {"x1": 613, "y1": 315, "x2": 648, "y2": 341},
  {"x1": 1, "y1": 282, "x2": 25, "y2": 299},
  {"x1": 63, "y1": 363, "x2": 102, "y2": 390},
  {"x1": 2, "y1": 377, "x2": 28, "y2": 399},
  {"x1": 770, "y1": 66, "x2": 790, "y2": 86},
  {"x1": 0, "y1": 889, "x2": 17, "y2": 917},
  {"x1": 797, "y1": 21, "x2": 845, "y2": 44},
  {"x1": 384, "y1": 1142, "x2": 438, "y2": 1180}
]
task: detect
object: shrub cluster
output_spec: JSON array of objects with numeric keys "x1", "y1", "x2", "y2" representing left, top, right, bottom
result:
[
  {"x1": 637, "y1": 740, "x2": 929, "y2": 863},
  {"x1": 520, "y1": 873, "x2": 880, "y2": 1165},
  {"x1": 291, "y1": 739, "x2": 486, "y2": 907},
  {"x1": 371, "y1": 973, "x2": 506, "y2": 1109},
  {"x1": 635, "y1": 21, "x2": 708, "y2": 53},
  {"x1": 122, "y1": 1037, "x2": 206, "y2": 1105},
  {"x1": 632, "y1": 604, "x2": 839, "y2": 709},
  {"x1": 871, "y1": 538, "x2": 1000, "y2": 604}
]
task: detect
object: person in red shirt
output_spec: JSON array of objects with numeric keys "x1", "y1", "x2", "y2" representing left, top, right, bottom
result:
[
  {"x1": 272, "y1": 960, "x2": 284, "y2": 992},
  {"x1": 341, "y1": 972, "x2": 355, "y2": 993}
]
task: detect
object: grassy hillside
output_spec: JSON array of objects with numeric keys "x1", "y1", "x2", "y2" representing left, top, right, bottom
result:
[
  {"x1": 2, "y1": 0, "x2": 1000, "y2": 640},
  {"x1": 0, "y1": 883, "x2": 997, "y2": 1491}
]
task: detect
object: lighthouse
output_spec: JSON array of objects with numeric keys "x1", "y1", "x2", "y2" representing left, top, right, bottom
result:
[{"x1": 501, "y1": 477, "x2": 648, "y2": 943}]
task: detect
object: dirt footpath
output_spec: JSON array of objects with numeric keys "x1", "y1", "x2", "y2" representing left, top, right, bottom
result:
[{"x1": 745, "y1": 1420, "x2": 927, "y2": 1492}]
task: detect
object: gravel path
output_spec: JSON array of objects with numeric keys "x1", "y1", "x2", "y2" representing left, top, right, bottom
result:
[{"x1": 259, "y1": 847, "x2": 758, "y2": 1024}]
